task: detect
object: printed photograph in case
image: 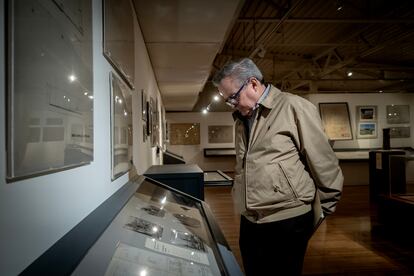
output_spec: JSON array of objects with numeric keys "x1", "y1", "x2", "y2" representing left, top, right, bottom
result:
[
  {"x1": 124, "y1": 216, "x2": 163, "y2": 239},
  {"x1": 170, "y1": 229, "x2": 206, "y2": 252}
]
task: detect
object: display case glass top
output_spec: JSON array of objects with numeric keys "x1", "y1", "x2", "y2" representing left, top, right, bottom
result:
[{"x1": 72, "y1": 177, "x2": 237, "y2": 276}]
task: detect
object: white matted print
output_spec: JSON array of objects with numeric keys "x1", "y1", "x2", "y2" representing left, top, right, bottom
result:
[{"x1": 357, "y1": 122, "x2": 377, "y2": 139}]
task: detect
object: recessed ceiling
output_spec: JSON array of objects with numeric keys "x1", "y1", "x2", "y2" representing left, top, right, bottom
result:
[{"x1": 133, "y1": 0, "x2": 243, "y2": 111}]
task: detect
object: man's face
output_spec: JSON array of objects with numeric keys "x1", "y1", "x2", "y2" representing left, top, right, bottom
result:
[
  {"x1": 218, "y1": 77, "x2": 252, "y2": 116},
  {"x1": 218, "y1": 77, "x2": 257, "y2": 116}
]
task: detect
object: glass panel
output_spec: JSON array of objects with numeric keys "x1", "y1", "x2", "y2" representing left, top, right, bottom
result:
[
  {"x1": 7, "y1": 0, "x2": 93, "y2": 180},
  {"x1": 110, "y1": 72, "x2": 132, "y2": 180},
  {"x1": 389, "y1": 155, "x2": 414, "y2": 203}
]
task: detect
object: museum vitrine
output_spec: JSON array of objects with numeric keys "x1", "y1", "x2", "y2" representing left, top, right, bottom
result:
[
  {"x1": 21, "y1": 177, "x2": 241, "y2": 275},
  {"x1": 389, "y1": 155, "x2": 414, "y2": 202},
  {"x1": 72, "y1": 177, "x2": 240, "y2": 275}
]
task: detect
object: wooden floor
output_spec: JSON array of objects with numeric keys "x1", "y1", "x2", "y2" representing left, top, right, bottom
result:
[{"x1": 204, "y1": 185, "x2": 414, "y2": 275}]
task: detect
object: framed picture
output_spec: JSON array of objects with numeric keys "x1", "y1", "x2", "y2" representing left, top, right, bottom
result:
[
  {"x1": 146, "y1": 101, "x2": 152, "y2": 136},
  {"x1": 319, "y1": 102, "x2": 353, "y2": 141},
  {"x1": 208, "y1": 125, "x2": 234, "y2": 143},
  {"x1": 170, "y1": 123, "x2": 201, "y2": 145},
  {"x1": 357, "y1": 122, "x2": 377, "y2": 139},
  {"x1": 103, "y1": 0, "x2": 135, "y2": 89},
  {"x1": 386, "y1": 105, "x2": 410, "y2": 124},
  {"x1": 390, "y1": 127, "x2": 410, "y2": 138},
  {"x1": 141, "y1": 89, "x2": 147, "y2": 121},
  {"x1": 357, "y1": 106, "x2": 377, "y2": 121},
  {"x1": 110, "y1": 72, "x2": 132, "y2": 180},
  {"x1": 6, "y1": 0, "x2": 93, "y2": 181}
]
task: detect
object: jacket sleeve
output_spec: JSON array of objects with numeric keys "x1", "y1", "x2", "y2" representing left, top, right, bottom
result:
[{"x1": 292, "y1": 98, "x2": 344, "y2": 215}]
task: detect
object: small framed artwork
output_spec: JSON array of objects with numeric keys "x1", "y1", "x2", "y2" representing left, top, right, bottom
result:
[
  {"x1": 390, "y1": 127, "x2": 410, "y2": 138},
  {"x1": 319, "y1": 102, "x2": 353, "y2": 140},
  {"x1": 357, "y1": 106, "x2": 377, "y2": 121},
  {"x1": 141, "y1": 89, "x2": 147, "y2": 122},
  {"x1": 386, "y1": 105, "x2": 410, "y2": 124},
  {"x1": 357, "y1": 122, "x2": 377, "y2": 139}
]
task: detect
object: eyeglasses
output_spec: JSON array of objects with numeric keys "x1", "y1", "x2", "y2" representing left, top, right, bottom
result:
[{"x1": 222, "y1": 79, "x2": 249, "y2": 108}]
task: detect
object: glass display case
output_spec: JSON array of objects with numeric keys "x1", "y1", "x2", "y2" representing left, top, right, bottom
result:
[
  {"x1": 389, "y1": 155, "x2": 414, "y2": 203},
  {"x1": 21, "y1": 176, "x2": 242, "y2": 275},
  {"x1": 204, "y1": 171, "x2": 233, "y2": 186},
  {"x1": 376, "y1": 154, "x2": 414, "y2": 236}
]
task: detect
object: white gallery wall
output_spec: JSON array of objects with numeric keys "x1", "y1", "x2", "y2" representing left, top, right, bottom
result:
[
  {"x1": 166, "y1": 93, "x2": 414, "y2": 180},
  {"x1": 306, "y1": 93, "x2": 414, "y2": 149},
  {"x1": 166, "y1": 112, "x2": 236, "y2": 171},
  {"x1": 0, "y1": 0, "x2": 162, "y2": 274}
]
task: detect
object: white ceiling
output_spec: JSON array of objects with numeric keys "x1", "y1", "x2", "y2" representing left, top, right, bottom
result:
[{"x1": 133, "y1": 0, "x2": 243, "y2": 111}]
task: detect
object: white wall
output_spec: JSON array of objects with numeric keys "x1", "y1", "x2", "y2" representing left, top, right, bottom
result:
[
  {"x1": 307, "y1": 93, "x2": 414, "y2": 149},
  {"x1": 166, "y1": 112, "x2": 236, "y2": 171},
  {"x1": 0, "y1": 0, "x2": 162, "y2": 274},
  {"x1": 167, "y1": 93, "x2": 414, "y2": 183}
]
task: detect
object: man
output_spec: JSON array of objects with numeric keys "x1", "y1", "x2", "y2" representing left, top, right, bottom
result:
[{"x1": 212, "y1": 58, "x2": 343, "y2": 275}]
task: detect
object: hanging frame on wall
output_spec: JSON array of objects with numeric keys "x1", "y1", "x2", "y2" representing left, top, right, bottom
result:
[
  {"x1": 103, "y1": 0, "x2": 135, "y2": 89},
  {"x1": 110, "y1": 72, "x2": 132, "y2": 180},
  {"x1": 6, "y1": 0, "x2": 94, "y2": 182},
  {"x1": 319, "y1": 102, "x2": 353, "y2": 141}
]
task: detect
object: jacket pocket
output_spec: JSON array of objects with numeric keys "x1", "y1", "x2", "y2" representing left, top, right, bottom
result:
[
  {"x1": 277, "y1": 161, "x2": 299, "y2": 199},
  {"x1": 278, "y1": 157, "x2": 315, "y2": 202}
]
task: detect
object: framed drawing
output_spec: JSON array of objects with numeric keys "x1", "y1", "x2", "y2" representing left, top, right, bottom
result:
[
  {"x1": 6, "y1": 0, "x2": 93, "y2": 181},
  {"x1": 390, "y1": 127, "x2": 410, "y2": 138},
  {"x1": 208, "y1": 125, "x2": 234, "y2": 143},
  {"x1": 110, "y1": 72, "x2": 132, "y2": 180},
  {"x1": 386, "y1": 105, "x2": 410, "y2": 124},
  {"x1": 103, "y1": 0, "x2": 135, "y2": 89},
  {"x1": 357, "y1": 122, "x2": 377, "y2": 139},
  {"x1": 319, "y1": 102, "x2": 353, "y2": 140},
  {"x1": 170, "y1": 123, "x2": 201, "y2": 145},
  {"x1": 146, "y1": 101, "x2": 152, "y2": 136},
  {"x1": 141, "y1": 89, "x2": 147, "y2": 121},
  {"x1": 357, "y1": 106, "x2": 377, "y2": 121}
]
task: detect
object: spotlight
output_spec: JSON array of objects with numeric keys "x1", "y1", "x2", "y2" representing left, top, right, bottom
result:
[
  {"x1": 347, "y1": 71, "x2": 353, "y2": 77},
  {"x1": 202, "y1": 108, "x2": 208, "y2": 114},
  {"x1": 213, "y1": 95, "x2": 220, "y2": 102}
]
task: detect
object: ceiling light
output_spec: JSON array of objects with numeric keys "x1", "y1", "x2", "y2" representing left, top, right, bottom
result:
[
  {"x1": 347, "y1": 71, "x2": 353, "y2": 77},
  {"x1": 379, "y1": 90, "x2": 383, "y2": 93},
  {"x1": 213, "y1": 95, "x2": 220, "y2": 102},
  {"x1": 202, "y1": 108, "x2": 208, "y2": 114}
]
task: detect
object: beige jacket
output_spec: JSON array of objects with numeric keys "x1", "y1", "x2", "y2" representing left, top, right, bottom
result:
[{"x1": 233, "y1": 85, "x2": 343, "y2": 223}]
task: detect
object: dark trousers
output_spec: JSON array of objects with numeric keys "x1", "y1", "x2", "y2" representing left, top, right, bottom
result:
[{"x1": 239, "y1": 211, "x2": 314, "y2": 276}]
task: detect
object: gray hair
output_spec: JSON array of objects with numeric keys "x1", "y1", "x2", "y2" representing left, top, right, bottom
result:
[{"x1": 212, "y1": 58, "x2": 263, "y2": 87}]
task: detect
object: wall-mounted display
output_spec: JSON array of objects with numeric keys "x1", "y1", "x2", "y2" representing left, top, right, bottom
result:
[
  {"x1": 208, "y1": 125, "x2": 233, "y2": 144},
  {"x1": 6, "y1": 0, "x2": 93, "y2": 181},
  {"x1": 387, "y1": 105, "x2": 410, "y2": 124},
  {"x1": 141, "y1": 89, "x2": 147, "y2": 121},
  {"x1": 146, "y1": 101, "x2": 153, "y2": 137},
  {"x1": 357, "y1": 122, "x2": 377, "y2": 139},
  {"x1": 319, "y1": 102, "x2": 353, "y2": 140},
  {"x1": 390, "y1": 127, "x2": 411, "y2": 138},
  {"x1": 110, "y1": 72, "x2": 132, "y2": 180},
  {"x1": 151, "y1": 97, "x2": 159, "y2": 147},
  {"x1": 103, "y1": 0, "x2": 135, "y2": 89},
  {"x1": 356, "y1": 105, "x2": 378, "y2": 139},
  {"x1": 357, "y1": 105, "x2": 377, "y2": 121},
  {"x1": 170, "y1": 123, "x2": 201, "y2": 145}
]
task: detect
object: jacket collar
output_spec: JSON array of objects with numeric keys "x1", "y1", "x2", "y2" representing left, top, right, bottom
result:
[{"x1": 232, "y1": 84, "x2": 282, "y2": 121}]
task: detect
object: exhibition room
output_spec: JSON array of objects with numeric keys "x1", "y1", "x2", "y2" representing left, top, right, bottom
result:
[{"x1": 1, "y1": 0, "x2": 414, "y2": 275}]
